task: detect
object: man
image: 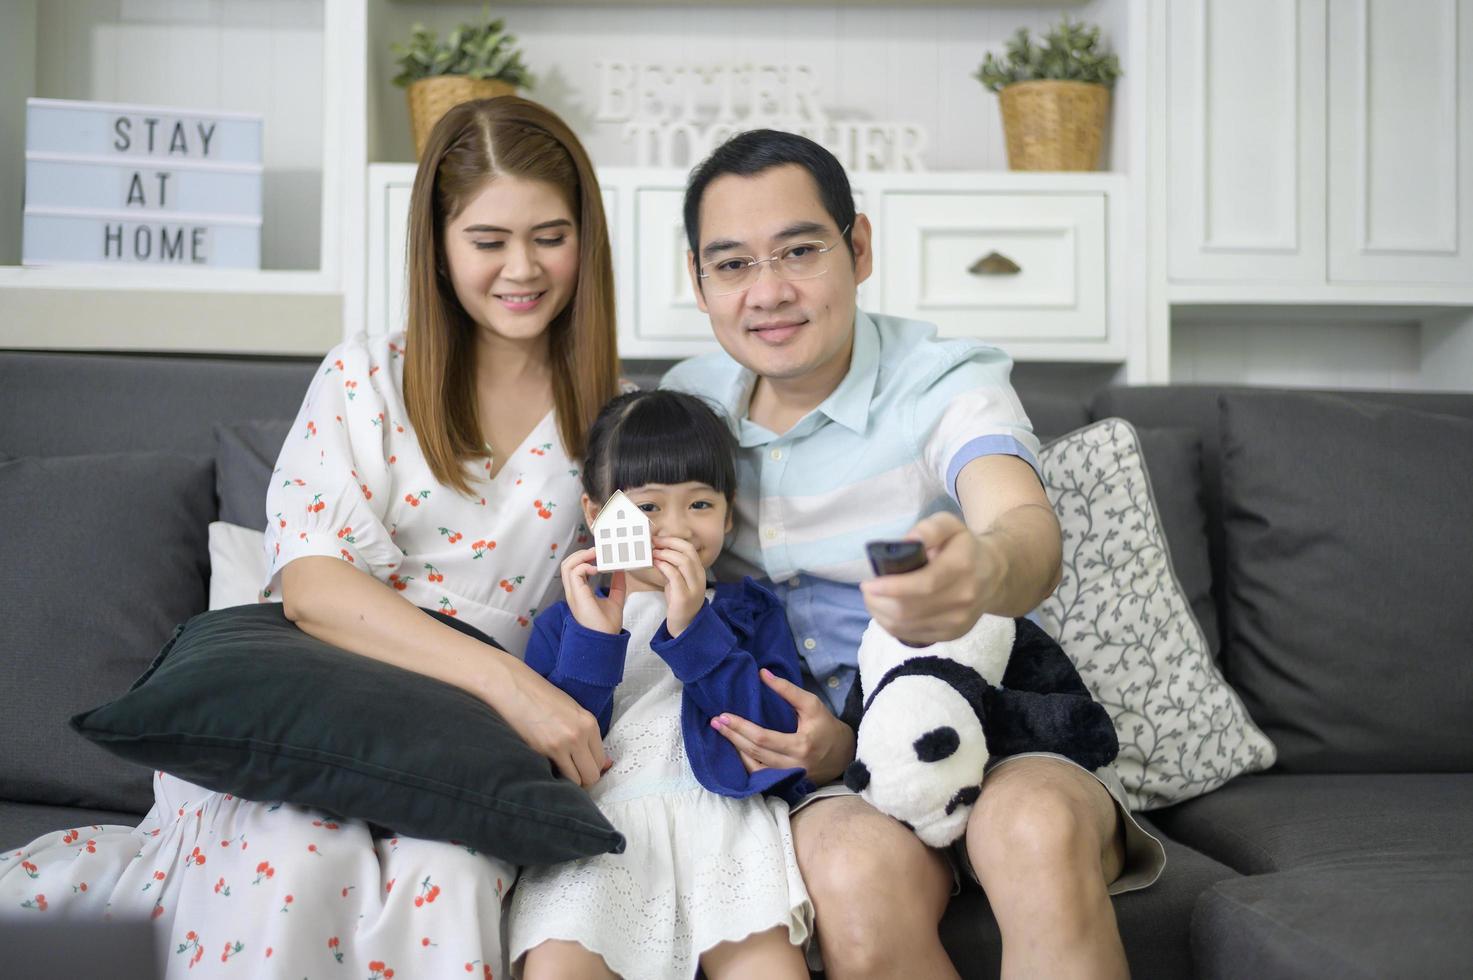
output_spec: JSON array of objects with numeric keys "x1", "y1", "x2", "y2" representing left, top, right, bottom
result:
[{"x1": 663, "y1": 130, "x2": 1164, "y2": 979}]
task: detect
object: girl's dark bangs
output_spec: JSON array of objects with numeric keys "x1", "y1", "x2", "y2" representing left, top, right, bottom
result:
[
  {"x1": 586, "y1": 390, "x2": 736, "y2": 501},
  {"x1": 607, "y1": 425, "x2": 732, "y2": 494}
]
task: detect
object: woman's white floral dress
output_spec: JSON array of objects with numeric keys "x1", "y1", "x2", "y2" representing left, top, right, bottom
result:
[
  {"x1": 0, "y1": 332, "x2": 589, "y2": 978},
  {"x1": 263, "y1": 331, "x2": 586, "y2": 652}
]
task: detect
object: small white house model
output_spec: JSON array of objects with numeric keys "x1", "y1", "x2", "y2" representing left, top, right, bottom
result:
[{"x1": 591, "y1": 489, "x2": 654, "y2": 571}]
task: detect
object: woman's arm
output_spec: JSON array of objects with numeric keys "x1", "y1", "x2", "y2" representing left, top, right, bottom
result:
[{"x1": 282, "y1": 556, "x2": 610, "y2": 788}]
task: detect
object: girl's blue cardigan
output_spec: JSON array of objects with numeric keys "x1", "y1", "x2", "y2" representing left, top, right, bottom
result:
[{"x1": 523, "y1": 578, "x2": 815, "y2": 806}]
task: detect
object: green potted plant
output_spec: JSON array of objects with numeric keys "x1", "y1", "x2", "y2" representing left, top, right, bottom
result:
[
  {"x1": 974, "y1": 17, "x2": 1122, "y2": 171},
  {"x1": 391, "y1": 12, "x2": 535, "y2": 159}
]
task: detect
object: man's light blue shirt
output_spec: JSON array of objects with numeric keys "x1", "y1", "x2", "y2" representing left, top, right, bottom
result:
[{"x1": 663, "y1": 310, "x2": 1040, "y2": 714}]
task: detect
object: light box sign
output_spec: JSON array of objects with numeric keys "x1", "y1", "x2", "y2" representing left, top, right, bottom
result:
[{"x1": 22, "y1": 98, "x2": 263, "y2": 269}]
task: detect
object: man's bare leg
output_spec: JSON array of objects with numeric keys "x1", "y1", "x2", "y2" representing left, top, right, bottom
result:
[
  {"x1": 965, "y1": 757, "x2": 1129, "y2": 980},
  {"x1": 791, "y1": 795, "x2": 960, "y2": 980}
]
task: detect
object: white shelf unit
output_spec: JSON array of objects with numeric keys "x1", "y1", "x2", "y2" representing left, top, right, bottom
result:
[
  {"x1": 363, "y1": 0, "x2": 1151, "y2": 375},
  {"x1": 0, "y1": 0, "x2": 365, "y2": 355},
  {"x1": 1150, "y1": 0, "x2": 1473, "y2": 391},
  {"x1": 364, "y1": 0, "x2": 1135, "y2": 174},
  {"x1": 369, "y1": 165, "x2": 1132, "y2": 364},
  {"x1": 0, "y1": 0, "x2": 1147, "y2": 364},
  {"x1": 6, "y1": 0, "x2": 1465, "y2": 388},
  {"x1": 362, "y1": 0, "x2": 1154, "y2": 375}
]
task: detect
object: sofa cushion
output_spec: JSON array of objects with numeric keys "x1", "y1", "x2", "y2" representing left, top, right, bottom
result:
[
  {"x1": 941, "y1": 816, "x2": 1239, "y2": 980},
  {"x1": 71, "y1": 602, "x2": 626, "y2": 867},
  {"x1": 1089, "y1": 385, "x2": 1473, "y2": 661},
  {"x1": 0, "y1": 452, "x2": 213, "y2": 814},
  {"x1": 5, "y1": 919, "x2": 161, "y2": 979},
  {"x1": 215, "y1": 419, "x2": 294, "y2": 530},
  {"x1": 0, "y1": 801, "x2": 146, "y2": 853},
  {"x1": 1017, "y1": 390, "x2": 1091, "y2": 442},
  {"x1": 1039, "y1": 419, "x2": 1275, "y2": 811},
  {"x1": 1219, "y1": 391, "x2": 1473, "y2": 772},
  {"x1": 0, "y1": 351, "x2": 312, "y2": 457},
  {"x1": 1192, "y1": 858, "x2": 1473, "y2": 980},
  {"x1": 1149, "y1": 772, "x2": 1473, "y2": 875}
]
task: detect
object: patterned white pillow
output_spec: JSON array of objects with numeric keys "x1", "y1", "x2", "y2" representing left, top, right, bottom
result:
[{"x1": 1037, "y1": 418, "x2": 1275, "y2": 810}]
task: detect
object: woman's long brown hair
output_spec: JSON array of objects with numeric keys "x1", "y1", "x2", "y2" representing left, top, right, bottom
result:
[{"x1": 403, "y1": 96, "x2": 619, "y2": 496}]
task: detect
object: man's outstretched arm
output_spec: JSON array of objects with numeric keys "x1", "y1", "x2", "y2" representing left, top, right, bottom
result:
[
  {"x1": 859, "y1": 453, "x2": 1062, "y2": 645},
  {"x1": 713, "y1": 454, "x2": 1060, "y2": 777}
]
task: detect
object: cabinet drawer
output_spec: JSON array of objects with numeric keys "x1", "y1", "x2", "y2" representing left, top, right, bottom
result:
[
  {"x1": 634, "y1": 188, "x2": 710, "y2": 343},
  {"x1": 881, "y1": 192, "x2": 1107, "y2": 342}
]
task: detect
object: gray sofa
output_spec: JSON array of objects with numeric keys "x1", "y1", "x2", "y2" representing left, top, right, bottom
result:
[{"x1": 3, "y1": 348, "x2": 1470, "y2": 979}]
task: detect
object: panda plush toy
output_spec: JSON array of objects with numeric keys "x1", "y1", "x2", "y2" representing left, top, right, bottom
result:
[{"x1": 841, "y1": 613, "x2": 1119, "y2": 848}]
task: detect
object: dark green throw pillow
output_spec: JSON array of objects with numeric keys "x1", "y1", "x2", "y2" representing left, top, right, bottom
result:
[{"x1": 71, "y1": 603, "x2": 625, "y2": 865}]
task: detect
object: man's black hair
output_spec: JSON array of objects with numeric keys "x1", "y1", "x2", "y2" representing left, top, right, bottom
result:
[
  {"x1": 683, "y1": 129, "x2": 856, "y2": 266},
  {"x1": 582, "y1": 389, "x2": 737, "y2": 505}
]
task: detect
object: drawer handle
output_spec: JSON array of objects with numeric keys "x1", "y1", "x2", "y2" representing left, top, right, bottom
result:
[{"x1": 968, "y1": 251, "x2": 1022, "y2": 276}]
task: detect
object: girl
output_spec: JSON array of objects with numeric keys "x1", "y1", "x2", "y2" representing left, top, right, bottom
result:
[
  {"x1": 509, "y1": 389, "x2": 815, "y2": 980},
  {"x1": 0, "y1": 97, "x2": 619, "y2": 976}
]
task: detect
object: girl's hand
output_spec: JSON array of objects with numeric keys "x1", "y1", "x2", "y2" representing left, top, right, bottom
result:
[
  {"x1": 712, "y1": 669, "x2": 857, "y2": 785},
  {"x1": 560, "y1": 548, "x2": 627, "y2": 635},
  {"x1": 653, "y1": 536, "x2": 708, "y2": 637}
]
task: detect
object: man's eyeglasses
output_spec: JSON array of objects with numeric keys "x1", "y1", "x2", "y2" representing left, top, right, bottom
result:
[{"x1": 697, "y1": 226, "x2": 850, "y2": 296}]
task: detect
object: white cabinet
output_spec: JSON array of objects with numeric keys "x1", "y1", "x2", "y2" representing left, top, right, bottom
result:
[
  {"x1": 1166, "y1": 0, "x2": 1326, "y2": 284},
  {"x1": 1327, "y1": 0, "x2": 1473, "y2": 285},
  {"x1": 631, "y1": 186, "x2": 720, "y2": 347},
  {"x1": 366, "y1": 171, "x2": 413, "y2": 345},
  {"x1": 369, "y1": 167, "x2": 1128, "y2": 363},
  {"x1": 881, "y1": 190, "x2": 1108, "y2": 343},
  {"x1": 1166, "y1": 0, "x2": 1473, "y2": 294}
]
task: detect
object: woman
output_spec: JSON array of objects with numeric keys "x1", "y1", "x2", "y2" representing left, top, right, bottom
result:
[{"x1": 0, "y1": 97, "x2": 620, "y2": 977}]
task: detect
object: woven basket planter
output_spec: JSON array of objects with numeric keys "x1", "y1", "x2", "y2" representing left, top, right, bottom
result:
[
  {"x1": 998, "y1": 79, "x2": 1110, "y2": 171},
  {"x1": 407, "y1": 76, "x2": 517, "y2": 159}
]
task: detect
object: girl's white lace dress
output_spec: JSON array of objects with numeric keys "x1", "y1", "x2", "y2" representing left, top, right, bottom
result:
[{"x1": 507, "y1": 589, "x2": 812, "y2": 980}]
